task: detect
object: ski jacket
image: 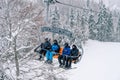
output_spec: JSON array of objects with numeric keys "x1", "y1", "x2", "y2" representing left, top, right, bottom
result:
[
  {"x1": 34, "y1": 43, "x2": 44, "y2": 52},
  {"x1": 62, "y1": 46, "x2": 70, "y2": 56},
  {"x1": 70, "y1": 48, "x2": 79, "y2": 56},
  {"x1": 51, "y1": 43, "x2": 60, "y2": 53},
  {"x1": 44, "y1": 41, "x2": 51, "y2": 50}
]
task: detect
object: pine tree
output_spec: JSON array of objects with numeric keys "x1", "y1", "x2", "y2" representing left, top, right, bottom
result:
[
  {"x1": 51, "y1": 6, "x2": 60, "y2": 27},
  {"x1": 117, "y1": 16, "x2": 120, "y2": 41},
  {"x1": 96, "y1": 4, "x2": 110, "y2": 41},
  {"x1": 87, "y1": 0, "x2": 90, "y2": 8},
  {"x1": 69, "y1": 8, "x2": 75, "y2": 28},
  {"x1": 80, "y1": 10, "x2": 89, "y2": 44},
  {"x1": 76, "y1": 11, "x2": 81, "y2": 27},
  {"x1": 88, "y1": 14, "x2": 96, "y2": 39},
  {"x1": 106, "y1": 12, "x2": 113, "y2": 41}
]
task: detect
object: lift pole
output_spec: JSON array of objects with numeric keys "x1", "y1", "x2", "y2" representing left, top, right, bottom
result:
[
  {"x1": 44, "y1": 0, "x2": 50, "y2": 23},
  {"x1": 44, "y1": 0, "x2": 56, "y2": 23}
]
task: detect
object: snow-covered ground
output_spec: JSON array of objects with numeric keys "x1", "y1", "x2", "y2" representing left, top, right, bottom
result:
[
  {"x1": 66, "y1": 40, "x2": 120, "y2": 80},
  {"x1": 5, "y1": 40, "x2": 120, "y2": 80}
]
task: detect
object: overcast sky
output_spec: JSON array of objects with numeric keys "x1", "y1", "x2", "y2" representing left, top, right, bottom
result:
[
  {"x1": 94, "y1": 0, "x2": 120, "y2": 9},
  {"x1": 110, "y1": 0, "x2": 120, "y2": 8}
]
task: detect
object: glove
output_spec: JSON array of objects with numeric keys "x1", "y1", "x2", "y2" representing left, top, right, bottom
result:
[
  {"x1": 34, "y1": 49, "x2": 37, "y2": 52},
  {"x1": 65, "y1": 55, "x2": 68, "y2": 58}
]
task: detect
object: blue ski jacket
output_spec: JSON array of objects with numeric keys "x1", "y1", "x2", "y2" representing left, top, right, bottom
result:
[{"x1": 62, "y1": 46, "x2": 70, "y2": 56}]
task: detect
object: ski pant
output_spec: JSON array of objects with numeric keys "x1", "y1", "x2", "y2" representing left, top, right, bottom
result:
[
  {"x1": 35, "y1": 49, "x2": 46, "y2": 59},
  {"x1": 46, "y1": 51, "x2": 56, "y2": 61},
  {"x1": 65, "y1": 56, "x2": 78, "y2": 67},
  {"x1": 58, "y1": 55, "x2": 67, "y2": 65}
]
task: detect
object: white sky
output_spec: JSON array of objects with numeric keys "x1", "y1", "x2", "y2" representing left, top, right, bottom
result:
[{"x1": 94, "y1": 0, "x2": 120, "y2": 8}]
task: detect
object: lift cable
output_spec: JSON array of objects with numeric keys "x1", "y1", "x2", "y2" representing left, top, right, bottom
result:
[
  {"x1": 55, "y1": 0, "x2": 99, "y2": 13},
  {"x1": 54, "y1": 0, "x2": 118, "y2": 18}
]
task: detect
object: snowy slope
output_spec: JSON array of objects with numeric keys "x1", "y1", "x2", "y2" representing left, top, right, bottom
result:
[
  {"x1": 65, "y1": 40, "x2": 120, "y2": 80},
  {"x1": 6, "y1": 40, "x2": 120, "y2": 80}
]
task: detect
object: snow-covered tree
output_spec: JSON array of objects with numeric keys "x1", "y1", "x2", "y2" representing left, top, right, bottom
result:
[
  {"x1": 106, "y1": 12, "x2": 114, "y2": 41},
  {"x1": 117, "y1": 16, "x2": 120, "y2": 41},
  {"x1": 96, "y1": 4, "x2": 114, "y2": 41},
  {"x1": 0, "y1": 0, "x2": 43, "y2": 79},
  {"x1": 87, "y1": 0, "x2": 90, "y2": 8},
  {"x1": 80, "y1": 10, "x2": 89, "y2": 44},
  {"x1": 76, "y1": 11, "x2": 81, "y2": 27},
  {"x1": 69, "y1": 8, "x2": 75, "y2": 28},
  {"x1": 88, "y1": 14, "x2": 96, "y2": 39}
]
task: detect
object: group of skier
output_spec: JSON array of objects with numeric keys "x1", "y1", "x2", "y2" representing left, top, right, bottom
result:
[{"x1": 34, "y1": 38, "x2": 80, "y2": 69}]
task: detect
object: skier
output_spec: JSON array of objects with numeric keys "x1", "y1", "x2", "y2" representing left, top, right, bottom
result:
[
  {"x1": 65, "y1": 45, "x2": 79, "y2": 69},
  {"x1": 58, "y1": 43, "x2": 70, "y2": 67},
  {"x1": 34, "y1": 38, "x2": 51, "y2": 60},
  {"x1": 46, "y1": 40, "x2": 60, "y2": 64},
  {"x1": 42, "y1": 38, "x2": 51, "y2": 51}
]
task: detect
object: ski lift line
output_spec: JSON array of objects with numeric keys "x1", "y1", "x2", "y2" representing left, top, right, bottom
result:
[
  {"x1": 55, "y1": 0, "x2": 99, "y2": 13},
  {"x1": 55, "y1": 0, "x2": 117, "y2": 18}
]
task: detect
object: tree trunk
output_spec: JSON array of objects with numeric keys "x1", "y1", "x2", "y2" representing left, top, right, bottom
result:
[
  {"x1": 9, "y1": 23, "x2": 12, "y2": 47},
  {"x1": 13, "y1": 36, "x2": 19, "y2": 80}
]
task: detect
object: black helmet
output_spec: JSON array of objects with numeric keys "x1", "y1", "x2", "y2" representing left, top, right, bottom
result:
[
  {"x1": 45, "y1": 38, "x2": 48, "y2": 41},
  {"x1": 53, "y1": 39, "x2": 57, "y2": 43},
  {"x1": 72, "y1": 45, "x2": 77, "y2": 49},
  {"x1": 64, "y1": 43, "x2": 68, "y2": 47}
]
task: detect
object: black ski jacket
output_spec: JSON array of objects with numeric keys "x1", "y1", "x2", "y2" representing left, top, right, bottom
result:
[{"x1": 70, "y1": 48, "x2": 79, "y2": 56}]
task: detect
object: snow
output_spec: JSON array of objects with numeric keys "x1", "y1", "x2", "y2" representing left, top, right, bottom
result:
[
  {"x1": 5, "y1": 37, "x2": 13, "y2": 42},
  {"x1": 19, "y1": 40, "x2": 120, "y2": 80},
  {"x1": 66, "y1": 40, "x2": 120, "y2": 80},
  {"x1": 4, "y1": 40, "x2": 120, "y2": 80},
  {"x1": 110, "y1": 5, "x2": 120, "y2": 11},
  {"x1": 16, "y1": 46, "x2": 32, "y2": 52},
  {"x1": 18, "y1": 59, "x2": 66, "y2": 80}
]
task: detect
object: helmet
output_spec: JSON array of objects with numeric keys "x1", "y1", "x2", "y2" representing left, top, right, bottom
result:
[
  {"x1": 64, "y1": 43, "x2": 68, "y2": 47},
  {"x1": 45, "y1": 38, "x2": 48, "y2": 41}
]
